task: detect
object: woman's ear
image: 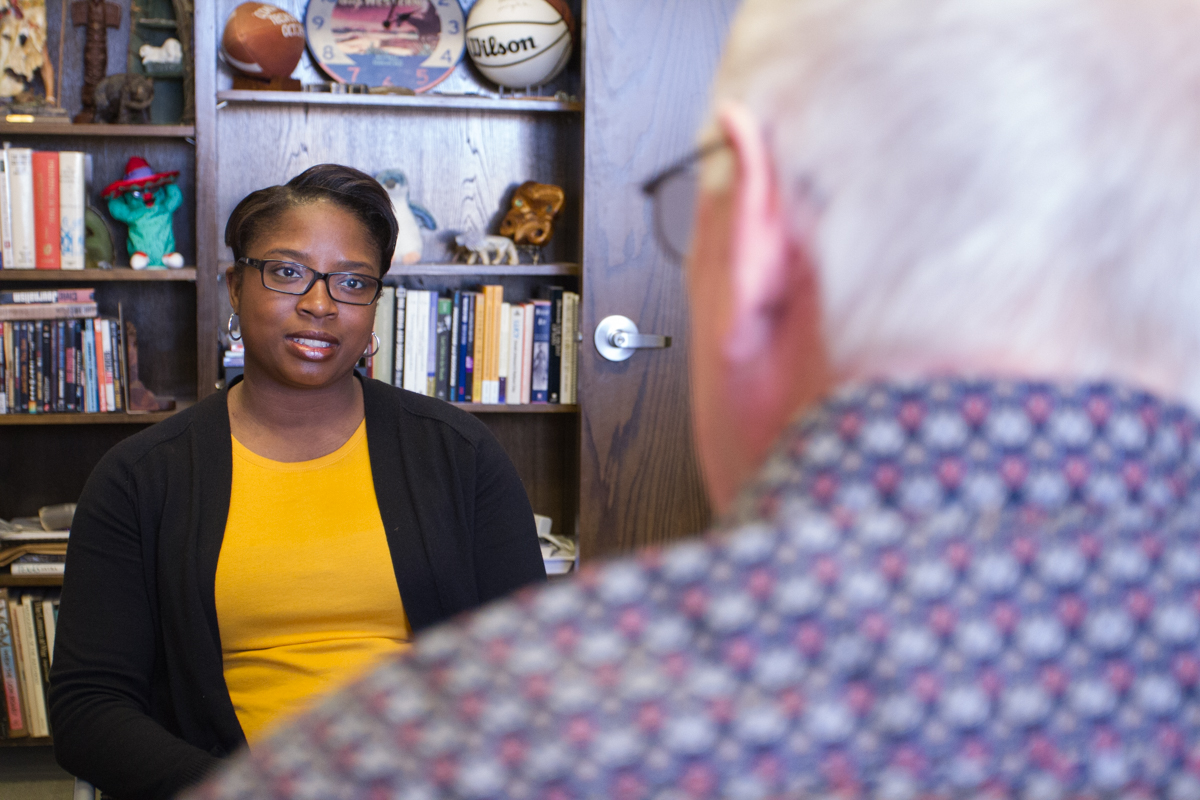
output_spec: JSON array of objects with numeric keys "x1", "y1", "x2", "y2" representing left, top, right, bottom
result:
[{"x1": 225, "y1": 263, "x2": 242, "y2": 314}]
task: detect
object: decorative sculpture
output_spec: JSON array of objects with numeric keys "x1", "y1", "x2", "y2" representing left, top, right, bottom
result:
[
  {"x1": 102, "y1": 157, "x2": 185, "y2": 269},
  {"x1": 124, "y1": 320, "x2": 175, "y2": 412},
  {"x1": 499, "y1": 181, "x2": 565, "y2": 246},
  {"x1": 70, "y1": 0, "x2": 121, "y2": 123},
  {"x1": 454, "y1": 231, "x2": 518, "y2": 266},
  {"x1": 375, "y1": 169, "x2": 436, "y2": 266},
  {"x1": 93, "y1": 73, "x2": 154, "y2": 123}
]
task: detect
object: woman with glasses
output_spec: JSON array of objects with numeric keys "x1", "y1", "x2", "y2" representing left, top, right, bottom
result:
[{"x1": 49, "y1": 164, "x2": 546, "y2": 800}]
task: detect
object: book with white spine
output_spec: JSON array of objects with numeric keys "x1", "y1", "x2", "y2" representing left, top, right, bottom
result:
[
  {"x1": 58, "y1": 152, "x2": 86, "y2": 270},
  {"x1": 6, "y1": 147, "x2": 35, "y2": 269}
]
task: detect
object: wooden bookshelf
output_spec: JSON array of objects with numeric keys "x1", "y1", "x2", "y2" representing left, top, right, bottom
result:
[
  {"x1": 216, "y1": 90, "x2": 582, "y2": 114},
  {"x1": 0, "y1": 736, "x2": 54, "y2": 748},
  {"x1": 453, "y1": 403, "x2": 579, "y2": 414},
  {"x1": 0, "y1": 122, "x2": 194, "y2": 137},
  {"x1": 0, "y1": 575, "x2": 62, "y2": 587},
  {"x1": 0, "y1": 401, "x2": 193, "y2": 426},
  {"x1": 0, "y1": 268, "x2": 197, "y2": 282},
  {"x1": 385, "y1": 263, "x2": 581, "y2": 278}
]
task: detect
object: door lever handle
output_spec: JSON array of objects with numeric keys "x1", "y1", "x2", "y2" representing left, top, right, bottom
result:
[{"x1": 594, "y1": 315, "x2": 672, "y2": 362}]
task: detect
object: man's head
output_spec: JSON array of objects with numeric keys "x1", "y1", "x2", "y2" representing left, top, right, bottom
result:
[{"x1": 687, "y1": 0, "x2": 1200, "y2": 512}]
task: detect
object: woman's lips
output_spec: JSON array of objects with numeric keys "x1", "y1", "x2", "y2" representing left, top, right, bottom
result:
[{"x1": 285, "y1": 332, "x2": 339, "y2": 361}]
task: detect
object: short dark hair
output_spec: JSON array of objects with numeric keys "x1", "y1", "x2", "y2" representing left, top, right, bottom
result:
[{"x1": 224, "y1": 164, "x2": 398, "y2": 274}]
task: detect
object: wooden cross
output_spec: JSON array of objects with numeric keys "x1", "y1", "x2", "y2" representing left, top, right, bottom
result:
[{"x1": 70, "y1": 0, "x2": 121, "y2": 123}]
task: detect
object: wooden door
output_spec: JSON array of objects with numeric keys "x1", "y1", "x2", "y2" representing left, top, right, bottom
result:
[{"x1": 580, "y1": 0, "x2": 740, "y2": 558}]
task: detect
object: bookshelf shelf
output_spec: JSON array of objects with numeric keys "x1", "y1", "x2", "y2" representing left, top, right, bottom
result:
[
  {"x1": 216, "y1": 90, "x2": 582, "y2": 114},
  {"x1": 0, "y1": 402, "x2": 193, "y2": 426},
  {"x1": 0, "y1": 268, "x2": 196, "y2": 282},
  {"x1": 0, "y1": 122, "x2": 195, "y2": 138},
  {"x1": 453, "y1": 403, "x2": 579, "y2": 414},
  {"x1": 0, "y1": 575, "x2": 62, "y2": 587},
  {"x1": 385, "y1": 263, "x2": 581, "y2": 278},
  {"x1": 0, "y1": 736, "x2": 53, "y2": 747}
]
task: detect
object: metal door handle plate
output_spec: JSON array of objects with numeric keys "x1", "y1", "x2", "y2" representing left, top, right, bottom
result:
[{"x1": 594, "y1": 315, "x2": 672, "y2": 362}]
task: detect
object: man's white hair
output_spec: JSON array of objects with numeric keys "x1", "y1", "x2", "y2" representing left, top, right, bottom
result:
[{"x1": 710, "y1": 0, "x2": 1200, "y2": 407}]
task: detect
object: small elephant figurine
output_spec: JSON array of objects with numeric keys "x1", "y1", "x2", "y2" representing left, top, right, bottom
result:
[
  {"x1": 455, "y1": 232, "x2": 518, "y2": 266},
  {"x1": 375, "y1": 169, "x2": 436, "y2": 265},
  {"x1": 102, "y1": 157, "x2": 185, "y2": 269},
  {"x1": 94, "y1": 73, "x2": 154, "y2": 124}
]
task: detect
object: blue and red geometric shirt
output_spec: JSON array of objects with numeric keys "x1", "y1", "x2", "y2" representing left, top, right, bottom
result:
[{"x1": 188, "y1": 380, "x2": 1200, "y2": 800}]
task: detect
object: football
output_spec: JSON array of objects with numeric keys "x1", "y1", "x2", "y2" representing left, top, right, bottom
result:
[
  {"x1": 221, "y1": 3, "x2": 306, "y2": 79},
  {"x1": 465, "y1": 0, "x2": 576, "y2": 89}
]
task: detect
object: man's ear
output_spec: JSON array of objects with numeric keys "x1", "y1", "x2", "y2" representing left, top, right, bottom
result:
[
  {"x1": 225, "y1": 263, "x2": 242, "y2": 314},
  {"x1": 717, "y1": 102, "x2": 792, "y2": 363}
]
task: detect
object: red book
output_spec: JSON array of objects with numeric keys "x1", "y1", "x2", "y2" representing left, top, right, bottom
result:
[{"x1": 31, "y1": 152, "x2": 60, "y2": 269}]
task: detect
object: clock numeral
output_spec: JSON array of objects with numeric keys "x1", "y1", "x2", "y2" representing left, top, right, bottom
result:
[{"x1": 310, "y1": 15, "x2": 324, "y2": 29}]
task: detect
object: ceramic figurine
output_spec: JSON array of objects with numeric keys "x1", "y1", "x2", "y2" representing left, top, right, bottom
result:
[
  {"x1": 70, "y1": 0, "x2": 122, "y2": 123},
  {"x1": 93, "y1": 73, "x2": 154, "y2": 124},
  {"x1": 375, "y1": 169, "x2": 436, "y2": 265},
  {"x1": 454, "y1": 231, "x2": 518, "y2": 266},
  {"x1": 499, "y1": 181, "x2": 565, "y2": 246},
  {"x1": 102, "y1": 157, "x2": 185, "y2": 269}
]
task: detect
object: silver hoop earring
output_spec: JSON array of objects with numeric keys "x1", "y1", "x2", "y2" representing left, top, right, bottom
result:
[
  {"x1": 227, "y1": 313, "x2": 242, "y2": 341},
  {"x1": 365, "y1": 331, "x2": 380, "y2": 357}
]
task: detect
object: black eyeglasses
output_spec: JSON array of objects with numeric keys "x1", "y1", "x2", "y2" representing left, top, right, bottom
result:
[
  {"x1": 642, "y1": 140, "x2": 728, "y2": 261},
  {"x1": 236, "y1": 258, "x2": 383, "y2": 306}
]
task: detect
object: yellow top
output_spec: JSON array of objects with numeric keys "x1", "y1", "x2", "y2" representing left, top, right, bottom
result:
[{"x1": 215, "y1": 420, "x2": 411, "y2": 744}]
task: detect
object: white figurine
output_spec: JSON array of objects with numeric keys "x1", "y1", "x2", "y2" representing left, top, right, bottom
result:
[
  {"x1": 375, "y1": 170, "x2": 436, "y2": 265},
  {"x1": 140, "y1": 38, "x2": 183, "y2": 66},
  {"x1": 455, "y1": 231, "x2": 518, "y2": 265}
]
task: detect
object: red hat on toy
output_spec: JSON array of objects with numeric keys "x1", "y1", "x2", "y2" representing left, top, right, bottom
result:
[{"x1": 102, "y1": 157, "x2": 180, "y2": 199}]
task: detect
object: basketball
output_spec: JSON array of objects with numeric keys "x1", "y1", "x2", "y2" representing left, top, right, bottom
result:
[
  {"x1": 221, "y1": 3, "x2": 306, "y2": 79},
  {"x1": 465, "y1": 0, "x2": 575, "y2": 89}
]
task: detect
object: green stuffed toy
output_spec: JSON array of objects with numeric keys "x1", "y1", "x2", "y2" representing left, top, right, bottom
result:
[{"x1": 102, "y1": 157, "x2": 185, "y2": 269}]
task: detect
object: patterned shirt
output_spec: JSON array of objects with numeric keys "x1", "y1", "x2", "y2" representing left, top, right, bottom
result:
[{"x1": 188, "y1": 380, "x2": 1200, "y2": 800}]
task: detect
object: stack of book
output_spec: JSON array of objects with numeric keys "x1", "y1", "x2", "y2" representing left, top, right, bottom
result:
[
  {"x1": 370, "y1": 285, "x2": 580, "y2": 405},
  {"x1": 0, "y1": 588, "x2": 58, "y2": 739},
  {"x1": 0, "y1": 145, "x2": 87, "y2": 271},
  {"x1": 0, "y1": 288, "x2": 130, "y2": 415}
]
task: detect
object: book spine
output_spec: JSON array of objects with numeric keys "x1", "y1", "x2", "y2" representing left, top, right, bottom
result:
[
  {"x1": 16, "y1": 599, "x2": 47, "y2": 736},
  {"x1": 0, "y1": 302, "x2": 98, "y2": 322},
  {"x1": 521, "y1": 303, "x2": 534, "y2": 404},
  {"x1": 401, "y1": 289, "x2": 417, "y2": 392},
  {"x1": 0, "y1": 289, "x2": 95, "y2": 304},
  {"x1": 38, "y1": 321, "x2": 48, "y2": 412},
  {"x1": 83, "y1": 319, "x2": 97, "y2": 412},
  {"x1": 472, "y1": 290, "x2": 485, "y2": 403},
  {"x1": 7, "y1": 148, "x2": 35, "y2": 269},
  {"x1": 72, "y1": 320, "x2": 83, "y2": 412},
  {"x1": 435, "y1": 297, "x2": 451, "y2": 400},
  {"x1": 497, "y1": 302, "x2": 511, "y2": 404},
  {"x1": 31, "y1": 597, "x2": 51, "y2": 718},
  {"x1": 398, "y1": 287, "x2": 412, "y2": 388},
  {"x1": 508, "y1": 301, "x2": 524, "y2": 405},
  {"x1": 0, "y1": 147, "x2": 13, "y2": 268},
  {"x1": 449, "y1": 291, "x2": 461, "y2": 399},
  {"x1": 54, "y1": 320, "x2": 63, "y2": 412},
  {"x1": 0, "y1": 591, "x2": 27, "y2": 737},
  {"x1": 11, "y1": 564, "x2": 65, "y2": 576},
  {"x1": 0, "y1": 321, "x2": 6, "y2": 414},
  {"x1": 17, "y1": 323, "x2": 26, "y2": 412},
  {"x1": 547, "y1": 287, "x2": 564, "y2": 404},
  {"x1": 425, "y1": 292, "x2": 438, "y2": 397},
  {"x1": 63, "y1": 323, "x2": 75, "y2": 412},
  {"x1": 563, "y1": 292, "x2": 579, "y2": 404},
  {"x1": 531, "y1": 300, "x2": 551, "y2": 403},
  {"x1": 463, "y1": 293, "x2": 476, "y2": 402},
  {"x1": 58, "y1": 152, "x2": 86, "y2": 270},
  {"x1": 31, "y1": 152, "x2": 60, "y2": 269},
  {"x1": 109, "y1": 319, "x2": 124, "y2": 411},
  {"x1": 101, "y1": 320, "x2": 116, "y2": 411},
  {"x1": 41, "y1": 600, "x2": 56, "y2": 668}
]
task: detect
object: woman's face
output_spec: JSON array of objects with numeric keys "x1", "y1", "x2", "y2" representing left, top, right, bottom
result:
[{"x1": 229, "y1": 200, "x2": 380, "y2": 390}]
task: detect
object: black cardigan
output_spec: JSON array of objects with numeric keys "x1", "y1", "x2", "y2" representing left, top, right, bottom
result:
[{"x1": 48, "y1": 379, "x2": 546, "y2": 800}]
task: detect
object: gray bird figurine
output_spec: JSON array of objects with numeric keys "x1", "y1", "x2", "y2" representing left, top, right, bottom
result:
[{"x1": 376, "y1": 169, "x2": 437, "y2": 265}]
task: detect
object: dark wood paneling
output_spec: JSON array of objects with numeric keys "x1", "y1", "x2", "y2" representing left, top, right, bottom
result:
[
  {"x1": 0, "y1": 424, "x2": 156, "y2": 519},
  {"x1": 579, "y1": 0, "x2": 739, "y2": 558},
  {"x1": 214, "y1": 106, "x2": 582, "y2": 265},
  {"x1": 479, "y1": 413, "x2": 578, "y2": 540},
  {"x1": 195, "y1": 0, "x2": 220, "y2": 399}
]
